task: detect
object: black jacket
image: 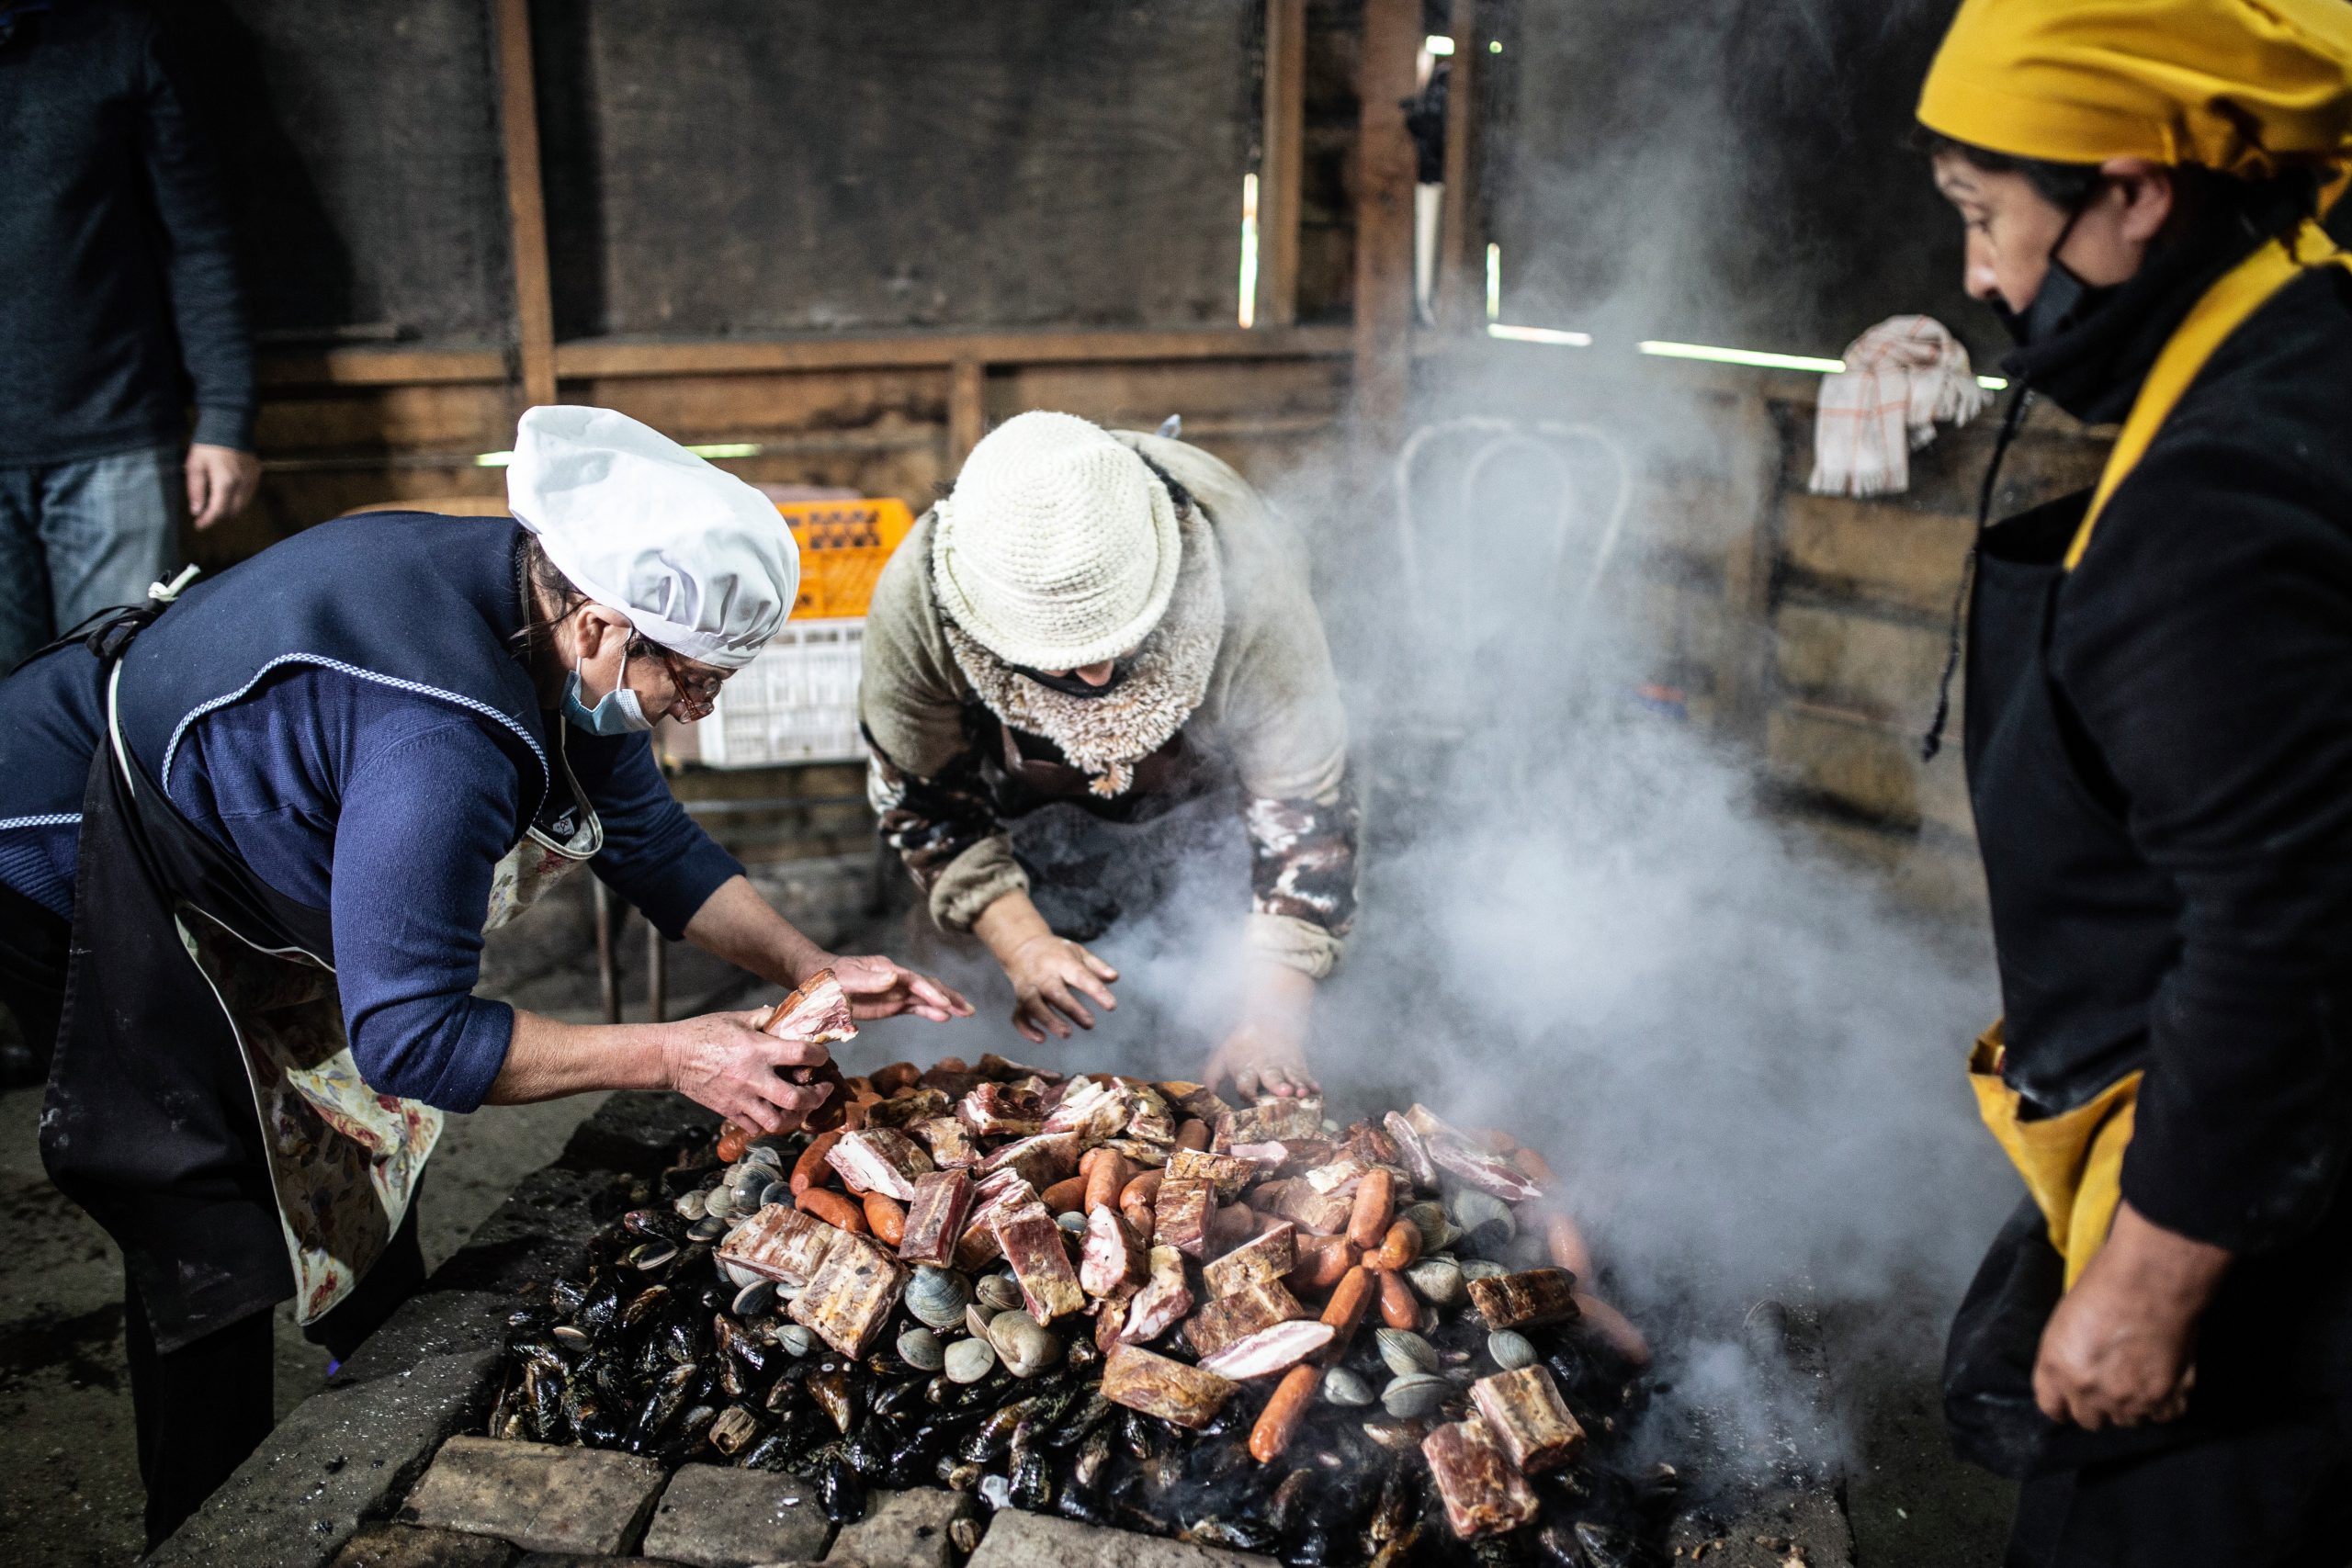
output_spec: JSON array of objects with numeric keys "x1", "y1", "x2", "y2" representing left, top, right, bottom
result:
[{"x1": 0, "y1": 0, "x2": 254, "y2": 465}]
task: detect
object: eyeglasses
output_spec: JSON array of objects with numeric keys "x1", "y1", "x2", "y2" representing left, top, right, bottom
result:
[{"x1": 653, "y1": 649, "x2": 728, "y2": 718}]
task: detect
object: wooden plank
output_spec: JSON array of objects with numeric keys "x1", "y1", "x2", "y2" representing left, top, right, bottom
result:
[
  {"x1": 257, "y1": 347, "x2": 509, "y2": 389},
  {"x1": 493, "y1": 0, "x2": 557, "y2": 410},
  {"x1": 1351, "y1": 0, "x2": 1422, "y2": 448},
  {"x1": 1781, "y1": 491, "x2": 1977, "y2": 620},
  {"x1": 1774, "y1": 602, "x2": 1957, "y2": 726},
  {"x1": 1707, "y1": 392, "x2": 1782, "y2": 741},
  {"x1": 1433, "y1": 0, "x2": 1481, "y2": 327},
  {"x1": 1258, "y1": 0, "x2": 1307, "y2": 328},
  {"x1": 948, "y1": 359, "x2": 988, "y2": 469},
  {"x1": 1766, "y1": 702, "x2": 1974, "y2": 838},
  {"x1": 553, "y1": 326, "x2": 1352, "y2": 379}
]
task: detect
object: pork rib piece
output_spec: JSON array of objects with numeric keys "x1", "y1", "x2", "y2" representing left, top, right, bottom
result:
[
  {"x1": 786, "y1": 1230, "x2": 906, "y2": 1358},
  {"x1": 1201, "y1": 1221, "x2": 1296, "y2": 1297},
  {"x1": 717, "y1": 1204, "x2": 844, "y2": 1289},
  {"x1": 993, "y1": 1201, "x2": 1086, "y2": 1324},
  {"x1": 1117, "y1": 1246, "x2": 1193, "y2": 1345},
  {"x1": 1185, "y1": 1279, "x2": 1307, "y2": 1359},
  {"x1": 1404, "y1": 1103, "x2": 1545, "y2": 1201},
  {"x1": 897, "y1": 1168, "x2": 974, "y2": 1268},
  {"x1": 1466, "y1": 1268, "x2": 1582, "y2": 1331},
  {"x1": 1423, "y1": 1416, "x2": 1541, "y2": 1539},
  {"x1": 1079, "y1": 1206, "x2": 1148, "y2": 1298},
  {"x1": 1470, "y1": 1364, "x2": 1586, "y2": 1473},
  {"x1": 1102, "y1": 1346, "x2": 1238, "y2": 1431},
  {"x1": 1151, "y1": 1178, "x2": 1216, "y2": 1258},
  {"x1": 1196, "y1": 1319, "x2": 1335, "y2": 1381},
  {"x1": 1167, "y1": 1148, "x2": 1260, "y2": 1204},
  {"x1": 953, "y1": 1169, "x2": 1038, "y2": 1270},
  {"x1": 824, "y1": 1128, "x2": 933, "y2": 1201}
]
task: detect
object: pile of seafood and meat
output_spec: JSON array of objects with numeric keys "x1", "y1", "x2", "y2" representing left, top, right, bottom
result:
[{"x1": 489, "y1": 973, "x2": 1686, "y2": 1566}]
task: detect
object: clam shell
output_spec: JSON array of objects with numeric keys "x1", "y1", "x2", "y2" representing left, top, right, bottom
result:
[
  {"x1": 1404, "y1": 1201, "x2": 1459, "y2": 1254},
  {"x1": 898, "y1": 1325, "x2": 946, "y2": 1371},
  {"x1": 1460, "y1": 1258, "x2": 1508, "y2": 1282},
  {"x1": 674, "y1": 1190, "x2": 708, "y2": 1221},
  {"x1": 731, "y1": 1280, "x2": 775, "y2": 1318},
  {"x1": 721, "y1": 1260, "x2": 763, "y2": 1290},
  {"x1": 944, "y1": 1336, "x2": 998, "y2": 1383},
  {"x1": 1487, "y1": 1330, "x2": 1537, "y2": 1371},
  {"x1": 1056, "y1": 1212, "x2": 1088, "y2": 1235},
  {"x1": 907, "y1": 1265, "x2": 973, "y2": 1332},
  {"x1": 743, "y1": 1143, "x2": 786, "y2": 1170},
  {"x1": 1376, "y1": 1327, "x2": 1440, "y2": 1377},
  {"x1": 690, "y1": 1216, "x2": 726, "y2": 1243},
  {"x1": 1381, "y1": 1372, "x2": 1453, "y2": 1419},
  {"x1": 986, "y1": 1309, "x2": 1062, "y2": 1378},
  {"x1": 774, "y1": 1324, "x2": 816, "y2": 1357},
  {"x1": 704, "y1": 1186, "x2": 735, "y2": 1220},
  {"x1": 1405, "y1": 1257, "x2": 1464, "y2": 1306},
  {"x1": 977, "y1": 1274, "x2": 1023, "y2": 1313},
  {"x1": 965, "y1": 1303, "x2": 998, "y2": 1339},
  {"x1": 1449, "y1": 1189, "x2": 1515, "y2": 1240},
  {"x1": 1322, "y1": 1369, "x2": 1375, "y2": 1407}
]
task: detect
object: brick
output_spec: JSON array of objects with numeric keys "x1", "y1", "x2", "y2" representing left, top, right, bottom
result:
[
  {"x1": 1781, "y1": 492, "x2": 1976, "y2": 617},
  {"x1": 639, "y1": 1462, "x2": 833, "y2": 1568},
  {"x1": 1766, "y1": 703, "x2": 1973, "y2": 836},
  {"x1": 1772, "y1": 604, "x2": 1954, "y2": 723},
  {"x1": 822, "y1": 1486, "x2": 974, "y2": 1568},
  {"x1": 327, "y1": 1525, "x2": 516, "y2": 1568},
  {"x1": 964, "y1": 1509, "x2": 1277, "y2": 1568},
  {"x1": 401, "y1": 1437, "x2": 664, "y2": 1557}
]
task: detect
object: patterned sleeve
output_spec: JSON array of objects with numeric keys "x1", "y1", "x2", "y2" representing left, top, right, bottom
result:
[
  {"x1": 865, "y1": 730, "x2": 1030, "y2": 931},
  {"x1": 1241, "y1": 779, "x2": 1360, "y2": 978}
]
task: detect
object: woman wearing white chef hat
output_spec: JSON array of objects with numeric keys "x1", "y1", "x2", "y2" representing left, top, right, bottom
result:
[{"x1": 0, "y1": 405, "x2": 967, "y2": 1545}]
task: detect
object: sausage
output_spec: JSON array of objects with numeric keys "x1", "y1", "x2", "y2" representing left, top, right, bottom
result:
[
  {"x1": 862, "y1": 1192, "x2": 907, "y2": 1247},
  {"x1": 1573, "y1": 1291, "x2": 1650, "y2": 1367},
  {"x1": 1122, "y1": 1169, "x2": 1165, "y2": 1210},
  {"x1": 1373, "y1": 1217, "x2": 1422, "y2": 1271},
  {"x1": 839, "y1": 1095, "x2": 872, "y2": 1132},
  {"x1": 1249, "y1": 1363, "x2": 1324, "y2": 1463},
  {"x1": 1084, "y1": 1151, "x2": 1131, "y2": 1215},
  {"x1": 1041, "y1": 1176, "x2": 1090, "y2": 1215},
  {"x1": 1288, "y1": 1235, "x2": 1359, "y2": 1293},
  {"x1": 871, "y1": 1061, "x2": 921, "y2": 1095},
  {"x1": 797, "y1": 1187, "x2": 868, "y2": 1234},
  {"x1": 790, "y1": 1130, "x2": 845, "y2": 1197},
  {"x1": 1477, "y1": 1127, "x2": 1518, "y2": 1155},
  {"x1": 1176, "y1": 1118, "x2": 1213, "y2": 1152},
  {"x1": 1318, "y1": 1264, "x2": 1376, "y2": 1360},
  {"x1": 1121, "y1": 1198, "x2": 1156, "y2": 1241},
  {"x1": 1511, "y1": 1145, "x2": 1558, "y2": 1187},
  {"x1": 1346, "y1": 1169, "x2": 1395, "y2": 1251},
  {"x1": 1376, "y1": 1267, "x2": 1421, "y2": 1330},
  {"x1": 1544, "y1": 1211, "x2": 1593, "y2": 1280},
  {"x1": 716, "y1": 1120, "x2": 752, "y2": 1164}
]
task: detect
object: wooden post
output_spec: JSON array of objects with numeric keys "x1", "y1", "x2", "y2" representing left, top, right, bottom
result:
[
  {"x1": 947, "y1": 357, "x2": 987, "y2": 468},
  {"x1": 1434, "y1": 0, "x2": 1481, "y2": 328},
  {"x1": 493, "y1": 0, "x2": 558, "y2": 412},
  {"x1": 1257, "y1": 0, "x2": 1306, "y2": 329},
  {"x1": 1352, "y1": 0, "x2": 1422, "y2": 451}
]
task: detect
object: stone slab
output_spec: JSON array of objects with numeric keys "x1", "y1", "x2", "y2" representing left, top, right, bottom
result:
[
  {"x1": 822, "y1": 1487, "x2": 974, "y2": 1568},
  {"x1": 149, "y1": 1348, "x2": 503, "y2": 1568},
  {"x1": 401, "y1": 1436, "x2": 665, "y2": 1557},
  {"x1": 639, "y1": 1462, "x2": 833, "y2": 1568},
  {"x1": 962, "y1": 1510, "x2": 1277, "y2": 1568},
  {"x1": 327, "y1": 1524, "x2": 518, "y2": 1568}
]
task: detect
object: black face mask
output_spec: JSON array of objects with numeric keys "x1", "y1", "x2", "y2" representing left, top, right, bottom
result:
[
  {"x1": 1989, "y1": 194, "x2": 2118, "y2": 348},
  {"x1": 1012, "y1": 662, "x2": 1130, "y2": 699}
]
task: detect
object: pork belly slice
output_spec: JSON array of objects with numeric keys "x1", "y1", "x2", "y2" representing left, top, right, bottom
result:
[
  {"x1": 1166, "y1": 1148, "x2": 1260, "y2": 1204},
  {"x1": 1466, "y1": 1268, "x2": 1582, "y2": 1331},
  {"x1": 1102, "y1": 1346, "x2": 1238, "y2": 1431},
  {"x1": 1302, "y1": 1155, "x2": 1371, "y2": 1197},
  {"x1": 1422, "y1": 1416, "x2": 1541, "y2": 1540},
  {"x1": 1250, "y1": 1178, "x2": 1354, "y2": 1237},
  {"x1": 1117, "y1": 1246, "x2": 1193, "y2": 1346},
  {"x1": 1217, "y1": 1097, "x2": 1325, "y2": 1146},
  {"x1": 897, "y1": 1168, "x2": 974, "y2": 1268},
  {"x1": 1155, "y1": 1081, "x2": 1234, "y2": 1125},
  {"x1": 1041, "y1": 1076, "x2": 1133, "y2": 1144},
  {"x1": 785, "y1": 1231, "x2": 906, "y2": 1358},
  {"x1": 1079, "y1": 1206, "x2": 1148, "y2": 1299},
  {"x1": 1185, "y1": 1279, "x2": 1307, "y2": 1359},
  {"x1": 824, "y1": 1127, "x2": 933, "y2": 1201},
  {"x1": 1124, "y1": 1085, "x2": 1177, "y2": 1146},
  {"x1": 953, "y1": 1170, "x2": 1039, "y2": 1270},
  {"x1": 910, "y1": 1115, "x2": 984, "y2": 1169},
  {"x1": 1383, "y1": 1111, "x2": 1442, "y2": 1190},
  {"x1": 865, "y1": 1087, "x2": 950, "y2": 1129},
  {"x1": 756, "y1": 968, "x2": 858, "y2": 1043},
  {"x1": 717, "y1": 1204, "x2": 845, "y2": 1289},
  {"x1": 1196, "y1": 1319, "x2": 1335, "y2": 1381},
  {"x1": 1201, "y1": 1221, "x2": 1296, "y2": 1297},
  {"x1": 1151, "y1": 1178, "x2": 1216, "y2": 1258},
  {"x1": 992, "y1": 1201, "x2": 1086, "y2": 1324},
  {"x1": 980, "y1": 1131, "x2": 1082, "y2": 1190},
  {"x1": 956, "y1": 1081, "x2": 1044, "y2": 1139},
  {"x1": 1404, "y1": 1102, "x2": 1545, "y2": 1201},
  {"x1": 1469, "y1": 1364, "x2": 1586, "y2": 1473}
]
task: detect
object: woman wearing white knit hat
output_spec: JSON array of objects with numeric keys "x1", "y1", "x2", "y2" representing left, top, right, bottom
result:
[{"x1": 861, "y1": 411, "x2": 1356, "y2": 1099}]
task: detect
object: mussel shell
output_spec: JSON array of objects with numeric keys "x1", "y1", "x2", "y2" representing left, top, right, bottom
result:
[
  {"x1": 1487, "y1": 1329, "x2": 1537, "y2": 1370},
  {"x1": 551, "y1": 1323, "x2": 593, "y2": 1350},
  {"x1": 628, "y1": 1240, "x2": 679, "y2": 1271},
  {"x1": 976, "y1": 1273, "x2": 1023, "y2": 1313},
  {"x1": 1405, "y1": 1256, "x2": 1465, "y2": 1306},
  {"x1": 906, "y1": 1265, "x2": 972, "y2": 1332},
  {"x1": 944, "y1": 1337, "x2": 998, "y2": 1383},
  {"x1": 1381, "y1": 1371, "x2": 1452, "y2": 1418},
  {"x1": 1375, "y1": 1327, "x2": 1440, "y2": 1377},
  {"x1": 1321, "y1": 1368, "x2": 1375, "y2": 1407},
  {"x1": 898, "y1": 1325, "x2": 945, "y2": 1371}
]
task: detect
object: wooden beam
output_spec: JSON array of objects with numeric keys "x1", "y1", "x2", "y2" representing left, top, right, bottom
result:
[
  {"x1": 1257, "y1": 0, "x2": 1306, "y2": 329},
  {"x1": 1434, "y1": 0, "x2": 1481, "y2": 328},
  {"x1": 947, "y1": 358, "x2": 987, "y2": 468},
  {"x1": 257, "y1": 347, "x2": 509, "y2": 389},
  {"x1": 492, "y1": 0, "x2": 557, "y2": 412},
  {"x1": 1352, "y1": 0, "x2": 1423, "y2": 448},
  {"x1": 553, "y1": 325, "x2": 1352, "y2": 379}
]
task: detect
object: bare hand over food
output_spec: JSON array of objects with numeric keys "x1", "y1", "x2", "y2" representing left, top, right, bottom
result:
[
  {"x1": 1204, "y1": 963, "x2": 1319, "y2": 1100},
  {"x1": 662, "y1": 1007, "x2": 835, "y2": 1135},
  {"x1": 1001, "y1": 931, "x2": 1118, "y2": 1043},
  {"x1": 820, "y1": 953, "x2": 974, "y2": 1023}
]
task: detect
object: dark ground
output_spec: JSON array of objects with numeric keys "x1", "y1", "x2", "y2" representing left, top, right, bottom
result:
[{"x1": 0, "y1": 856, "x2": 2013, "y2": 1566}]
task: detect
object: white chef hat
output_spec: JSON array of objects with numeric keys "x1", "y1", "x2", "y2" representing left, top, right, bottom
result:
[{"x1": 506, "y1": 406, "x2": 798, "y2": 670}]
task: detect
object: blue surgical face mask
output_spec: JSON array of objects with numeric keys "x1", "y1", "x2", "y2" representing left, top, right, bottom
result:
[{"x1": 562, "y1": 648, "x2": 652, "y2": 736}]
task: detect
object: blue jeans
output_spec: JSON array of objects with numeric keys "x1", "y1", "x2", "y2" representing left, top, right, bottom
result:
[{"x1": 0, "y1": 445, "x2": 183, "y2": 674}]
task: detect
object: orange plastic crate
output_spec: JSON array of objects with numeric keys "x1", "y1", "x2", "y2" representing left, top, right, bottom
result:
[{"x1": 779, "y1": 498, "x2": 915, "y2": 620}]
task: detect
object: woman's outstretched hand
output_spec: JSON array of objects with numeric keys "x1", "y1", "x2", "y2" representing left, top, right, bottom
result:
[{"x1": 821, "y1": 953, "x2": 974, "y2": 1024}]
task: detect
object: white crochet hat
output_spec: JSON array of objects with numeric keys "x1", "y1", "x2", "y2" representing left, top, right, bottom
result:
[
  {"x1": 931, "y1": 412, "x2": 1182, "y2": 671},
  {"x1": 507, "y1": 405, "x2": 798, "y2": 670}
]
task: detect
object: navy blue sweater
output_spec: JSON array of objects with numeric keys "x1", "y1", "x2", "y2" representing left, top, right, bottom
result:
[{"x1": 0, "y1": 0, "x2": 254, "y2": 463}]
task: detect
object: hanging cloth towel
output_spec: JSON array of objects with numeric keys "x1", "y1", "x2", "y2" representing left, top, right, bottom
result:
[{"x1": 1809, "y1": 315, "x2": 1991, "y2": 498}]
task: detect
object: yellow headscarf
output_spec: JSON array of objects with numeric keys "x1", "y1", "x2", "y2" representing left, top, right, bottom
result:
[{"x1": 1917, "y1": 0, "x2": 2352, "y2": 187}]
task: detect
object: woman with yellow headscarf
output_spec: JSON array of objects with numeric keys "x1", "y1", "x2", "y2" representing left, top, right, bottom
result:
[{"x1": 1913, "y1": 0, "x2": 2352, "y2": 1561}]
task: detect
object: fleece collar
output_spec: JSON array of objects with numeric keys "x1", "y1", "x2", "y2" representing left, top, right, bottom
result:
[{"x1": 940, "y1": 505, "x2": 1223, "y2": 798}]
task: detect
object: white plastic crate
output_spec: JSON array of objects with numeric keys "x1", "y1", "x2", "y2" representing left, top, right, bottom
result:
[{"x1": 696, "y1": 617, "x2": 867, "y2": 767}]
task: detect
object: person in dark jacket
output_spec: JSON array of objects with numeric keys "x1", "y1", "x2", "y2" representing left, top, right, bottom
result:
[
  {"x1": 1910, "y1": 1, "x2": 2352, "y2": 1562},
  {"x1": 0, "y1": 406, "x2": 969, "y2": 1546},
  {"x1": 0, "y1": 0, "x2": 260, "y2": 679}
]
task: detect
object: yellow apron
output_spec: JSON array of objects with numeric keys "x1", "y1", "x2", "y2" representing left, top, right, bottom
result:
[{"x1": 1972, "y1": 219, "x2": 2352, "y2": 1287}]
